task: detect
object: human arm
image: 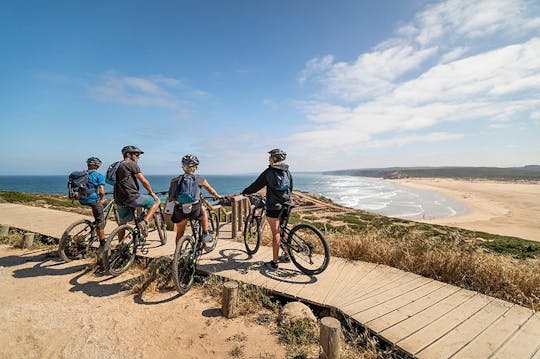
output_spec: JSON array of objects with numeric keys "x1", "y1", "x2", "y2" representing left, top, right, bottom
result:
[
  {"x1": 201, "y1": 180, "x2": 220, "y2": 200},
  {"x1": 135, "y1": 173, "x2": 160, "y2": 203},
  {"x1": 241, "y1": 169, "x2": 268, "y2": 195}
]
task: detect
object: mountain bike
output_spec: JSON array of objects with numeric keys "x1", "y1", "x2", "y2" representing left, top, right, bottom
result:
[
  {"x1": 171, "y1": 216, "x2": 207, "y2": 294},
  {"x1": 103, "y1": 199, "x2": 168, "y2": 276},
  {"x1": 243, "y1": 194, "x2": 330, "y2": 275},
  {"x1": 58, "y1": 197, "x2": 117, "y2": 262}
]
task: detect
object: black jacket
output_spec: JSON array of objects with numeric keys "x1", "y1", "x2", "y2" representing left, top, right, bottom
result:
[{"x1": 241, "y1": 164, "x2": 293, "y2": 211}]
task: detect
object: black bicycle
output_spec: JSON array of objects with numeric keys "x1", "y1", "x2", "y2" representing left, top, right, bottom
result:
[
  {"x1": 172, "y1": 196, "x2": 223, "y2": 294},
  {"x1": 243, "y1": 194, "x2": 330, "y2": 275},
  {"x1": 58, "y1": 196, "x2": 117, "y2": 262},
  {"x1": 153, "y1": 191, "x2": 169, "y2": 245},
  {"x1": 103, "y1": 199, "x2": 168, "y2": 276}
]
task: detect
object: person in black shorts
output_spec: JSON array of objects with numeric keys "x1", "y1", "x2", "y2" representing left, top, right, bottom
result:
[
  {"x1": 167, "y1": 154, "x2": 221, "y2": 245},
  {"x1": 241, "y1": 149, "x2": 293, "y2": 269}
]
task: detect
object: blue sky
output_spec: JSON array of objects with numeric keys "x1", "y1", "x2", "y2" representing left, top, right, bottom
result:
[{"x1": 1, "y1": 0, "x2": 539, "y2": 175}]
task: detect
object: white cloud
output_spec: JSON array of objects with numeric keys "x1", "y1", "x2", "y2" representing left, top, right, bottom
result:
[
  {"x1": 291, "y1": 0, "x2": 540, "y2": 169},
  {"x1": 90, "y1": 72, "x2": 200, "y2": 110}
]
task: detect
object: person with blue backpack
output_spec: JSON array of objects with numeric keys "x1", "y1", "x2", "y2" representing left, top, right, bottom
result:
[
  {"x1": 167, "y1": 154, "x2": 221, "y2": 245},
  {"x1": 68, "y1": 157, "x2": 107, "y2": 251},
  {"x1": 241, "y1": 148, "x2": 293, "y2": 270}
]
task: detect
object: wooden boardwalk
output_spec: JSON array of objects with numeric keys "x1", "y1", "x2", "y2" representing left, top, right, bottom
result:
[{"x1": 1, "y1": 203, "x2": 539, "y2": 359}]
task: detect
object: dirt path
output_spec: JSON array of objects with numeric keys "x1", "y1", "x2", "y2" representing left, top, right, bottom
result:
[{"x1": 0, "y1": 245, "x2": 285, "y2": 359}]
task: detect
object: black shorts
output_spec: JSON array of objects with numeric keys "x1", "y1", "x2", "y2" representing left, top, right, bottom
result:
[
  {"x1": 85, "y1": 201, "x2": 105, "y2": 229},
  {"x1": 266, "y1": 209, "x2": 282, "y2": 219},
  {"x1": 171, "y1": 202, "x2": 204, "y2": 223}
]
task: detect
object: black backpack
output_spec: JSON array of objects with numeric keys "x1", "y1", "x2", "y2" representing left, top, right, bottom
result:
[
  {"x1": 67, "y1": 170, "x2": 92, "y2": 200},
  {"x1": 274, "y1": 170, "x2": 291, "y2": 192}
]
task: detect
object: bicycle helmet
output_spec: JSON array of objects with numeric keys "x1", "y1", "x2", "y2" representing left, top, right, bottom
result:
[
  {"x1": 268, "y1": 148, "x2": 286, "y2": 162},
  {"x1": 121, "y1": 145, "x2": 144, "y2": 156},
  {"x1": 86, "y1": 157, "x2": 102, "y2": 167},
  {"x1": 181, "y1": 154, "x2": 200, "y2": 167}
]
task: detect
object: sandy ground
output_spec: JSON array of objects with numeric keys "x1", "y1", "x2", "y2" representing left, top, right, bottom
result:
[
  {"x1": 392, "y1": 178, "x2": 540, "y2": 242},
  {"x1": 0, "y1": 245, "x2": 285, "y2": 359}
]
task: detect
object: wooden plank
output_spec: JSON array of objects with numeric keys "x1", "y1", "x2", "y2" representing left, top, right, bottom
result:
[
  {"x1": 491, "y1": 312, "x2": 540, "y2": 359},
  {"x1": 341, "y1": 272, "x2": 426, "y2": 314},
  {"x1": 452, "y1": 304, "x2": 533, "y2": 359},
  {"x1": 416, "y1": 298, "x2": 512, "y2": 358},
  {"x1": 368, "y1": 284, "x2": 459, "y2": 333},
  {"x1": 323, "y1": 260, "x2": 378, "y2": 307},
  {"x1": 294, "y1": 259, "x2": 347, "y2": 305},
  {"x1": 379, "y1": 289, "x2": 476, "y2": 343},
  {"x1": 349, "y1": 279, "x2": 444, "y2": 324},
  {"x1": 335, "y1": 265, "x2": 410, "y2": 308},
  {"x1": 397, "y1": 294, "x2": 492, "y2": 357}
]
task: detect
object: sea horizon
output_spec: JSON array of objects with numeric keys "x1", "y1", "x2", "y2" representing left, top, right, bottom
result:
[{"x1": 0, "y1": 173, "x2": 467, "y2": 221}]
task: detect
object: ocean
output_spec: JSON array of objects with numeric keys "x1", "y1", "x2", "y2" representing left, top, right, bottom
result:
[{"x1": 0, "y1": 173, "x2": 466, "y2": 220}]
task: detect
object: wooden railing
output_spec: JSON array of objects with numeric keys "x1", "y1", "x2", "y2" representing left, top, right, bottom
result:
[{"x1": 230, "y1": 195, "x2": 250, "y2": 239}]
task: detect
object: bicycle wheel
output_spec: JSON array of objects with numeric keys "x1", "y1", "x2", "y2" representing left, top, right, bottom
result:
[
  {"x1": 104, "y1": 224, "x2": 137, "y2": 276},
  {"x1": 172, "y1": 235, "x2": 197, "y2": 295},
  {"x1": 58, "y1": 219, "x2": 96, "y2": 262},
  {"x1": 243, "y1": 214, "x2": 261, "y2": 255},
  {"x1": 287, "y1": 223, "x2": 330, "y2": 275},
  {"x1": 153, "y1": 211, "x2": 168, "y2": 245},
  {"x1": 204, "y1": 210, "x2": 219, "y2": 253}
]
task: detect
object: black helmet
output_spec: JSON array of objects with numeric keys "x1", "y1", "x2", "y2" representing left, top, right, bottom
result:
[
  {"x1": 268, "y1": 148, "x2": 286, "y2": 162},
  {"x1": 121, "y1": 145, "x2": 144, "y2": 156},
  {"x1": 181, "y1": 154, "x2": 200, "y2": 167},
  {"x1": 86, "y1": 157, "x2": 102, "y2": 167}
]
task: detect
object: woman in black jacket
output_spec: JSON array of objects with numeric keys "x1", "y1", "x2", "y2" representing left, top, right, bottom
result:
[{"x1": 242, "y1": 149, "x2": 293, "y2": 269}]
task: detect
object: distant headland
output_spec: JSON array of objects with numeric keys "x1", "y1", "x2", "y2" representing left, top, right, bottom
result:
[{"x1": 323, "y1": 165, "x2": 540, "y2": 181}]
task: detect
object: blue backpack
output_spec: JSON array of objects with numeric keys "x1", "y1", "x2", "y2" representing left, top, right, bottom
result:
[
  {"x1": 274, "y1": 170, "x2": 291, "y2": 192},
  {"x1": 105, "y1": 161, "x2": 121, "y2": 185},
  {"x1": 176, "y1": 174, "x2": 199, "y2": 204},
  {"x1": 67, "y1": 170, "x2": 93, "y2": 200}
]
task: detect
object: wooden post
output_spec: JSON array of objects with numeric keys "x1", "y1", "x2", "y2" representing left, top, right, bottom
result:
[
  {"x1": 22, "y1": 232, "x2": 35, "y2": 248},
  {"x1": 320, "y1": 317, "x2": 341, "y2": 359},
  {"x1": 221, "y1": 281, "x2": 239, "y2": 318},
  {"x1": 0, "y1": 225, "x2": 9, "y2": 237}
]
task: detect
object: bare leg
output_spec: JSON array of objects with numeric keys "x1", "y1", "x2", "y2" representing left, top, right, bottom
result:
[
  {"x1": 267, "y1": 217, "x2": 280, "y2": 263},
  {"x1": 200, "y1": 209, "x2": 210, "y2": 231},
  {"x1": 144, "y1": 202, "x2": 160, "y2": 223},
  {"x1": 175, "y1": 220, "x2": 188, "y2": 244}
]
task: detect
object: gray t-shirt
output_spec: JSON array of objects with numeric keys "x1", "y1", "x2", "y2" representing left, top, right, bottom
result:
[{"x1": 114, "y1": 159, "x2": 141, "y2": 205}]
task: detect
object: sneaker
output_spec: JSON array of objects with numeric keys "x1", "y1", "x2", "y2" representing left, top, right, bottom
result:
[
  {"x1": 140, "y1": 220, "x2": 149, "y2": 237},
  {"x1": 265, "y1": 260, "x2": 279, "y2": 270},
  {"x1": 202, "y1": 231, "x2": 213, "y2": 243},
  {"x1": 279, "y1": 252, "x2": 291, "y2": 263}
]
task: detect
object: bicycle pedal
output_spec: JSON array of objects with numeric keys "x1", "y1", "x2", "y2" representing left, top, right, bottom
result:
[{"x1": 141, "y1": 247, "x2": 149, "y2": 255}]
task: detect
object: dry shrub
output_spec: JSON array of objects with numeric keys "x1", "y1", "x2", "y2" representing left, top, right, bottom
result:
[
  {"x1": 327, "y1": 230, "x2": 540, "y2": 310},
  {"x1": 342, "y1": 319, "x2": 396, "y2": 359},
  {"x1": 129, "y1": 256, "x2": 174, "y2": 296}
]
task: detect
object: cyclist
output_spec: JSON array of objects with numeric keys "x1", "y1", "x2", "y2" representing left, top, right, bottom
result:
[
  {"x1": 113, "y1": 145, "x2": 160, "y2": 237},
  {"x1": 167, "y1": 154, "x2": 221, "y2": 245},
  {"x1": 241, "y1": 148, "x2": 293, "y2": 269},
  {"x1": 80, "y1": 157, "x2": 107, "y2": 253}
]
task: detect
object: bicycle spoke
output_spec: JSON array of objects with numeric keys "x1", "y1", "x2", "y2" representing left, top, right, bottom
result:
[{"x1": 287, "y1": 224, "x2": 330, "y2": 275}]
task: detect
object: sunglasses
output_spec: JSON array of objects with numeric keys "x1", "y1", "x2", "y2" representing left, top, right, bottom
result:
[{"x1": 131, "y1": 152, "x2": 141, "y2": 157}]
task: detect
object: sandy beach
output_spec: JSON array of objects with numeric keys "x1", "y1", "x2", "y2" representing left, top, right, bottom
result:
[{"x1": 392, "y1": 178, "x2": 540, "y2": 242}]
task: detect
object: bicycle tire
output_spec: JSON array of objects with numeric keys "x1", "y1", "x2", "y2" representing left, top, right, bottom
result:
[
  {"x1": 153, "y1": 211, "x2": 168, "y2": 245},
  {"x1": 243, "y1": 213, "x2": 261, "y2": 255},
  {"x1": 58, "y1": 219, "x2": 96, "y2": 262},
  {"x1": 287, "y1": 223, "x2": 330, "y2": 275},
  {"x1": 172, "y1": 235, "x2": 197, "y2": 295},
  {"x1": 103, "y1": 224, "x2": 137, "y2": 276},
  {"x1": 204, "y1": 210, "x2": 219, "y2": 253}
]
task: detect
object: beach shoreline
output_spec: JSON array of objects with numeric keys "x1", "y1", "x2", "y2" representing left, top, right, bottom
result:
[{"x1": 390, "y1": 178, "x2": 540, "y2": 242}]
